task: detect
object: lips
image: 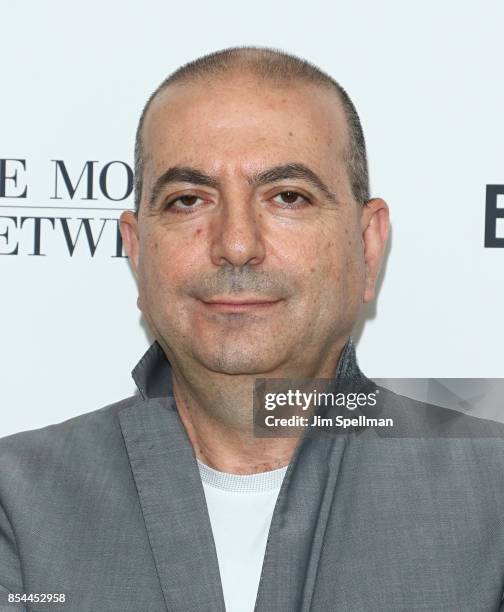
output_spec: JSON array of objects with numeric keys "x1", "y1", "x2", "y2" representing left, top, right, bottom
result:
[
  {"x1": 200, "y1": 296, "x2": 282, "y2": 313},
  {"x1": 203, "y1": 296, "x2": 280, "y2": 305}
]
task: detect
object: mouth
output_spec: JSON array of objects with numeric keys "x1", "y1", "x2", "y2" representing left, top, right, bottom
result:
[{"x1": 200, "y1": 296, "x2": 283, "y2": 313}]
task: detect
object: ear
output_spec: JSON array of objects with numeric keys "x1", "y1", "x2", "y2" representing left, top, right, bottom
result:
[
  {"x1": 119, "y1": 210, "x2": 140, "y2": 278},
  {"x1": 360, "y1": 198, "x2": 390, "y2": 303}
]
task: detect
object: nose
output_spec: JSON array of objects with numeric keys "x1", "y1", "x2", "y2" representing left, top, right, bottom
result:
[{"x1": 209, "y1": 194, "x2": 266, "y2": 267}]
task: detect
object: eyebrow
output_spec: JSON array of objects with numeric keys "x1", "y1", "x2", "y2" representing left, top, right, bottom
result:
[
  {"x1": 148, "y1": 167, "x2": 219, "y2": 208},
  {"x1": 250, "y1": 164, "x2": 338, "y2": 203},
  {"x1": 148, "y1": 162, "x2": 338, "y2": 208}
]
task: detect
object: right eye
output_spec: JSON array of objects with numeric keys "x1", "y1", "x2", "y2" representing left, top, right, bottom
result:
[{"x1": 164, "y1": 194, "x2": 205, "y2": 213}]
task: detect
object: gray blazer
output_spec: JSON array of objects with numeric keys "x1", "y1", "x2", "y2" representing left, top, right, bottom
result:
[{"x1": 1, "y1": 340, "x2": 504, "y2": 611}]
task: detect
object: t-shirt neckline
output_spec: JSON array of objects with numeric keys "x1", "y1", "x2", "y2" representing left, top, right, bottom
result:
[{"x1": 196, "y1": 458, "x2": 288, "y2": 493}]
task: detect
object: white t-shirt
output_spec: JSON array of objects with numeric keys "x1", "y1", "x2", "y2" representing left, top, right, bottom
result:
[{"x1": 197, "y1": 459, "x2": 288, "y2": 612}]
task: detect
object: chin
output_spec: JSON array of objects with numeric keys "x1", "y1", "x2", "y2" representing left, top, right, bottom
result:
[{"x1": 194, "y1": 346, "x2": 282, "y2": 376}]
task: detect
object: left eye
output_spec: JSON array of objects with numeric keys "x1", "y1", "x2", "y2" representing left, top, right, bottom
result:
[{"x1": 272, "y1": 191, "x2": 310, "y2": 208}]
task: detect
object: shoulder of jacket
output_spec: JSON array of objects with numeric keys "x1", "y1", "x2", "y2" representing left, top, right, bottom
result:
[{"x1": 0, "y1": 394, "x2": 142, "y2": 464}]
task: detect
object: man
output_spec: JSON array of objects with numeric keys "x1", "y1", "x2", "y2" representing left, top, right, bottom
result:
[{"x1": 1, "y1": 47, "x2": 504, "y2": 612}]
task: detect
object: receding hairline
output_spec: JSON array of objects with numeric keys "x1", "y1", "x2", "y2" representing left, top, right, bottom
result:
[
  {"x1": 145, "y1": 47, "x2": 346, "y2": 106},
  {"x1": 142, "y1": 66, "x2": 350, "y2": 148},
  {"x1": 134, "y1": 47, "x2": 369, "y2": 211}
]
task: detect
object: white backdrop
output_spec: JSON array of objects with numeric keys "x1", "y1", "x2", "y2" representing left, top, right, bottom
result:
[{"x1": 1, "y1": 0, "x2": 503, "y2": 438}]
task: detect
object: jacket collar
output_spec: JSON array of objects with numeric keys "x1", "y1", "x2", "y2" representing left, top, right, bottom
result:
[
  {"x1": 132, "y1": 336, "x2": 365, "y2": 400},
  {"x1": 124, "y1": 336, "x2": 367, "y2": 612}
]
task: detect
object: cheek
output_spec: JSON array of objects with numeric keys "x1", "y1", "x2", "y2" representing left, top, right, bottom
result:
[
  {"x1": 307, "y1": 230, "x2": 365, "y2": 304},
  {"x1": 137, "y1": 226, "x2": 208, "y2": 307},
  {"x1": 137, "y1": 233, "x2": 178, "y2": 303}
]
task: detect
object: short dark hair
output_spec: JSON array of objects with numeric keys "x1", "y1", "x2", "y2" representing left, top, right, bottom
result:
[{"x1": 134, "y1": 46, "x2": 369, "y2": 212}]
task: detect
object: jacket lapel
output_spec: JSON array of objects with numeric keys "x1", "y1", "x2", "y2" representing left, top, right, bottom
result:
[
  {"x1": 253, "y1": 338, "x2": 365, "y2": 612},
  {"x1": 254, "y1": 430, "x2": 350, "y2": 611},
  {"x1": 118, "y1": 395, "x2": 226, "y2": 612}
]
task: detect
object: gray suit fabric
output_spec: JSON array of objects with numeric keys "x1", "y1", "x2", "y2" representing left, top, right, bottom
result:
[{"x1": 1, "y1": 339, "x2": 504, "y2": 611}]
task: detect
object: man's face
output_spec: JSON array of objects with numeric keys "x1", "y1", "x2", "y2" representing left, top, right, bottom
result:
[{"x1": 121, "y1": 73, "x2": 388, "y2": 377}]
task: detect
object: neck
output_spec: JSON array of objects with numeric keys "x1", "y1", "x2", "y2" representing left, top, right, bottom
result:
[{"x1": 167, "y1": 339, "x2": 350, "y2": 475}]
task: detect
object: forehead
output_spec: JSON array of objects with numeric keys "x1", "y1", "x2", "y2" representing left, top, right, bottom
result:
[{"x1": 142, "y1": 73, "x2": 350, "y2": 183}]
